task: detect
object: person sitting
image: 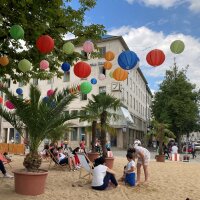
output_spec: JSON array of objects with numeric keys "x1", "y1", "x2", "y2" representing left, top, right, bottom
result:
[
  {"x1": 72, "y1": 147, "x2": 81, "y2": 168},
  {"x1": 40, "y1": 144, "x2": 50, "y2": 159},
  {"x1": 0, "y1": 157, "x2": 13, "y2": 178},
  {"x1": 119, "y1": 152, "x2": 135, "y2": 186},
  {"x1": 91, "y1": 157, "x2": 118, "y2": 190}
]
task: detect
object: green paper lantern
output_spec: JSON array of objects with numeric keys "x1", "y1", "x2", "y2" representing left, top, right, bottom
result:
[
  {"x1": 170, "y1": 40, "x2": 185, "y2": 54},
  {"x1": 18, "y1": 59, "x2": 32, "y2": 73},
  {"x1": 63, "y1": 42, "x2": 74, "y2": 54},
  {"x1": 10, "y1": 25, "x2": 24, "y2": 40},
  {"x1": 109, "y1": 71, "x2": 113, "y2": 78},
  {"x1": 80, "y1": 81, "x2": 92, "y2": 94}
]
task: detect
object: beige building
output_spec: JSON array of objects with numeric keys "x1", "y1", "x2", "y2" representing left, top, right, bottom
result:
[{"x1": 0, "y1": 35, "x2": 152, "y2": 149}]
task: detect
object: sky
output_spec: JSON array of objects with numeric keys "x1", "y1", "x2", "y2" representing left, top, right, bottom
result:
[{"x1": 71, "y1": 0, "x2": 200, "y2": 93}]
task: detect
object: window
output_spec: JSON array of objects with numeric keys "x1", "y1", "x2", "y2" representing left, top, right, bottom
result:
[
  {"x1": 19, "y1": 81, "x2": 24, "y2": 87},
  {"x1": 130, "y1": 78, "x2": 132, "y2": 89},
  {"x1": 71, "y1": 110, "x2": 78, "y2": 116},
  {"x1": 99, "y1": 47, "x2": 106, "y2": 57},
  {"x1": 80, "y1": 93, "x2": 87, "y2": 100},
  {"x1": 99, "y1": 66, "x2": 106, "y2": 75},
  {"x1": 63, "y1": 72, "x2": 70, "y2": 82},
  {"x1": 18, "y1": 94, "x2": 23, "y2": 99},
  {"x1": 133, "y1": 98, "x2": 135, "y2": 110},
  {"x1": 133, "y1": 82, "x2": 135, "y2": 93},
  {"x1": 71, "y1": 128, "x2": 78, "y2": 141},
  {"x1": 81, "y1": 50, "x2": 88, "y2": 59},
  {"x1": 126, "y1": 92, "x2": 128, "y2": 105},
  {"x1": 99, "y1": 86, "x2": 106, "y2": 94},
  {"x1": 130, "y1": 95, "x2": 132, "y2": 108},
  {"x1": 5, "y1": 79, "x2": 10, "y2": 88},
  {"x1": 33, "y1": 78, "x2": 38, "y2": 85},
  {"x1": 47, "y1": 78, "x2": 54, "y2": 84}
]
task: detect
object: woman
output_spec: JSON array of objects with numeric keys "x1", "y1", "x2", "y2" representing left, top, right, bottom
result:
[
  {"x1": 128, "y1": 146, "x2": 150, "y2": 184},
  {"x1": 91, "y1": 157, "x2": 118, "y2": 190}
]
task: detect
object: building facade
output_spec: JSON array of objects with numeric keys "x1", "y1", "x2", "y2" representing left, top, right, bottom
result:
[{"x1": 0, "y1": 35, "x2": 152, "y2": 149}]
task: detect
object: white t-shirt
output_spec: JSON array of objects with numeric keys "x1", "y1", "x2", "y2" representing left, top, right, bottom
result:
[
  {"x1": 58, "y1": 152, "x2": 66, "y2": 162},
  {"x1": 91, "y1": 165, "x2": 107, "y2": 187},
  {"x1": 126, "y1": 160, "x2": 135, "y2": 174},
  {"x1": 171, "y1": 146, "x2": 178, "y2": 154},
  {"x1": 135, "y1": 146, "x2": 150, "y2": 159}
]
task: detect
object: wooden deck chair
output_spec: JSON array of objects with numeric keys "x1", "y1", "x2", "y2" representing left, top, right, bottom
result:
[
  {"x1": 47, "y1": 150, "x2": 67, "y2": 171},
  {"x1": 0, "y1": 153, "x2": 12, "y2": 169},
  {"x1": 76, "y1": 152, "x2": 93, "y2": 183}
]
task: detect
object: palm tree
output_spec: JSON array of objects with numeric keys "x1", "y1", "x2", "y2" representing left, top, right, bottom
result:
[
  {"x1": 0, "y1": 84, "x2": 77, "y2": 171},
  {"x1": 83, "y1": 93, "x2": 121, "y2": 157},
  {"x1": 148, "y1": 119, "x2": 175, "y2": 155}
]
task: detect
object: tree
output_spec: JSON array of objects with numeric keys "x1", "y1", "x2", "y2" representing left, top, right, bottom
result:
[
  {"x1": 0, "y1": 84, "x2": 77, "y2": 171},
  {"x1": 0, "y1": 0, "x2": 105, "y2": 83},
  {"x1": 152, "y1": 64, "x2": 200, "y2": 146},
  {"x1": 83, "y1": 93, "x2": 121, "y2": 157}
]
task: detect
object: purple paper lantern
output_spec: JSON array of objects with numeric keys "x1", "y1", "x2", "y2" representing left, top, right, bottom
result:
[
  {"x1": 83, "y1": 40, "x2": 94, "y2": 53},
  {"x1": 47, "y1": 89, "x2": 54, "y2": 97},
  {"x1": 5, "y1": 100, "x2": 15, "y2": 110},
  {"x1": 40, "y1": 60, "x2": 49, "y2": 70}
]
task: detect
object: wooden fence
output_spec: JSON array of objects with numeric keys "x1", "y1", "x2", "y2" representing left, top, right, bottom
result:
[{"x1": 0, "y1": 143, "x2": 25, "y2": 154}]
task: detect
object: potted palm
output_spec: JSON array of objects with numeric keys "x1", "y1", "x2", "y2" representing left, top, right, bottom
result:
[
  {"x1": 148, "y1": 119, "x2": 175, "y2": 162},
  {"x1": 0, "y1": 84, "x2": 77, "y2": 195},
  {"x1": 82, "y1": 93, "x2": 121, "y2": 168}
]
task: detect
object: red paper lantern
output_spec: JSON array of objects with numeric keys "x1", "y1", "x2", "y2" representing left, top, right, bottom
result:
[
  {"x1": 74, "y1": 61, "x2": 91, "y2": 78},
  {"x1": 36, "y1": 35, "x2": 54, "y2": 54},
  {"x1": 47, "y1": 89, "x2": 54, "y2": 97},
  {"x1": 0, "y1": 96, "x2": 3, "y2": 104},
  {"x1": 146, "y1": 49, "x2": 165, "y2": 67}
]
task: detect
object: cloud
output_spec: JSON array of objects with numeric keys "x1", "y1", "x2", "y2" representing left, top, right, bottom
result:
[
  {"x1": 188, "y1": 0, "x2": 200, "y2": 13},
  {"x1": 108, "y1": 26, "x2": 200, "y2": 91}
]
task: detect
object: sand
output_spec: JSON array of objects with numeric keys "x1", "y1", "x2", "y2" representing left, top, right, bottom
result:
[{"x1": 0, "y1": 155, "x2": 199, "y2": 200}]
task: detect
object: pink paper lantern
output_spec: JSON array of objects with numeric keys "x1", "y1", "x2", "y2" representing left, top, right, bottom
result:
[
  {"x1": 47, "y1": 89, "x2": 54, "y2": 97},
  {"x1": 83, "y1": 41, "x2": 94, "y2": 53},
  {"x1": 5, "y1": 100, "x2": 15, "y2": 109},
  {"x1": 99, "y1": 74, "x2": 106, "y2": 80},
  {"x1": 40, "y1": 60, "x2": 49, "y2": 70}
]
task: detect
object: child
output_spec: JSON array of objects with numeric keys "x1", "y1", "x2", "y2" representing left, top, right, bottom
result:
[
  {"x1": 3, "y1": 152, "x2": 12, "y2": 162},
  {"x1": 119, "y1": 152, "x2": 135, "y2": 186}
]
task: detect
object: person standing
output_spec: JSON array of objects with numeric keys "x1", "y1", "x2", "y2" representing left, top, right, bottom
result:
[{"x1": 191, "y1": 142, "x2": 196, "y2": 159}]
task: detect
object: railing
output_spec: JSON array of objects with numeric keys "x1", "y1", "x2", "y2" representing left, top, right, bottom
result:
[{"x1": 0, "y1": 143, "x2": 25, "y2": 154}]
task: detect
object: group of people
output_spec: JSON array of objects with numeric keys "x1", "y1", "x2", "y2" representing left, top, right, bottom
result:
[{"x1": 91, "y1": 145, "x2": 150, "y2": 190}]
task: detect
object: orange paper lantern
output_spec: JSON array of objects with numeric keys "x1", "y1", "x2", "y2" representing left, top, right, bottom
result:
[
  {"x1": 104, "y1": 51, "x2": 115, "y2": 61},
  {"x1": 103, "y1": 61, "x2": 112, "y2": 70},
  {"x1": 112, "y1": 67, "x2": 128, "y2": 81},
  {"x1": 0, "y1": 56, "x2": 9, "y2": 66},
  {"x1": 0, "y1": 96, "x2": 3, "y2": 104}
]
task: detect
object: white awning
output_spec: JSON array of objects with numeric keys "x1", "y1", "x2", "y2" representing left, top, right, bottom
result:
[{"x1": 120, "y1": 107, "x2": 134, "y2": 123}]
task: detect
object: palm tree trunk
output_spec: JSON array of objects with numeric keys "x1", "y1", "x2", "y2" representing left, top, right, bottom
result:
[
  {"x1": 100, "y1": 111, "x2": 107, "y2": 157},
  {"x1": 91, "y1": 120, "x2": 97, "y2": 152}
]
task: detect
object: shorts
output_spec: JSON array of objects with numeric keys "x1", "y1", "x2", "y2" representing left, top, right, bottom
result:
[{"x1": 137, "y1": 153, "x2": 150, "y2": 165}]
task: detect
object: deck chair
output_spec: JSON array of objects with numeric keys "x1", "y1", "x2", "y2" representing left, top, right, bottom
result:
[
  {"x1": 76, "y1": 152, "x2": 93, "y2": 183},
  {"x1": 48, "y1": 150, "x2": 67, "y2": 171},
  {"x1": 0, "y1": 153, "x2": 12, "y2": 169}
]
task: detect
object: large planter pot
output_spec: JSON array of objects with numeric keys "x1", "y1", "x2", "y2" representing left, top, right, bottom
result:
[
  {"x1": 13, "y1": 169, "x2": 48, "y2": 196},
  {"x1": 155, "y1": 155, "x2": 165, "y2": 162},
  {"x1": 87, "y1": 152, "x2": 100, "y2": 162},
  {"x1": 105, "y1": 157, "x2": 115, "y2": 169}
]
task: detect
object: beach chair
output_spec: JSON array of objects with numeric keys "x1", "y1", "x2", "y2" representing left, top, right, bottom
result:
[
  {"x1": 76, "y1": 152, "x2": 93, "y2": 183},
  {"x1": 48, "y1": 150, "x2": 67, "y2": 171},
  {"x1": 0, "y1": 153, "x2": 12, "y2": 169}
]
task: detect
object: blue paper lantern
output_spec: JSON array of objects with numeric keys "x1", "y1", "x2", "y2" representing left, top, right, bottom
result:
[
  {"x1": 16, "y1": 88, "x2": 23, "y2": 95},
  {"x1": 43, "y1": 96, "x2": 49, "y2": 103},
  {"x1": 91, "y1": 78, "x2": 97, "y2": 85},
  {"x1": 118, "y1": 51, "x2": 139, "y2": 70},
  {"x1": 61, "y1": 62, "x2": 70, "y2": 72}
]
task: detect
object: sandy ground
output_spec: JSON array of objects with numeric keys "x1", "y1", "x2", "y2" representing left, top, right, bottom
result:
[{"x1": 0, "y1": 154, "x2": 199, "y2": 200}]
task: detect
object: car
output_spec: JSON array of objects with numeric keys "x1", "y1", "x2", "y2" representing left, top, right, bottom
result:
[
  {"x1": 182, "y1": 145, "x2": 193, "y2": 153},
  {"x1": 194, "y1": 141, "x2": 200, "y2": 151}
]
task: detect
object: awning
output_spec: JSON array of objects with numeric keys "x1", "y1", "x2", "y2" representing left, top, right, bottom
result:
[{"x1": 120, "y1": 107, "x2": 134, "y2": 123}]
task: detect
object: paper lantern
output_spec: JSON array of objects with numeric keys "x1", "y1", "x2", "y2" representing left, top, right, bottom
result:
[
  {"x1": 83, "y1": 41, "x2": 94, "y2": 53},
  {"x1": 112, "y1": 67, "x2": 128, "y2": 81},
  {"x1": 99, "y1": 74, "x2": 106, "y2": 80},
  {"x1": 63, "y1": 42, "x2": 74, "y2": 54},
  {"x1": 5, "y1": 100, "x2": 15, "y2": 110},
  {"x1": 118, "y1": 51, "x2": 139, "y2": 70},
  {"x1": 43, "y1": 96, "x2": 49, "y2": 103},
  {"x1": 0, "y1": 56, "x2": 9, "y2": 66},
  {"x1": 36, "y1": 35, "x2": 54, "y2": 54},
  {"x1": 47, "y1": 89, "x2": 54, "y2": 97},
  {"x1": 61, "y1": 62, "x2": 70, "y2": 72},
  {"x1": 74, "y1": 61, "x2": 91, "y2": 78},
  {"x1": 16, "y1": 88, "x2": 23, "y2": 95},
  {"x1": 104, "y1": 51, "x2": 115, "y2": 61},
  {"x1": 0, "y1": 96, "x2": 3, "y2": 104},
  {"x1": 80, "y1": 82, "x2": 92, "y2": 94},
  {"x1": 40, "y1": 60, "x2": 49, "y2": 70},
  {"x1": 91, "y1": 78, "x2": 97, "y2": 85},
  {"x1": 18, "y1": 59, "x2": 32, "y2": 72},
  {"x1": 109, "y1": 71, "x2": 113, "y2": 78},
  {"x1": 170, "y1": 40, "x2": 185, "y2": 54},
  {"x1": 146, "y1": 49, "x2": 165, "y2": 67},
  {"x1": 103, "y1": 61, "x2": 112, "y2": 70},
  {"x1": 10, "y1": 25, "x2": 24, "y2": 40}
]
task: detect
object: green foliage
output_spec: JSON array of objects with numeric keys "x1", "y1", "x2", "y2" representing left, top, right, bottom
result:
[
  {"x1": 152, "y1": 64, "x2": 200, "y2": 144},
  {"x1": 0, "y1": 84, "x2": 77, "y2": 170},
  {"x1": 0, "y1": 0, "x2": 106, "y2": 83}
]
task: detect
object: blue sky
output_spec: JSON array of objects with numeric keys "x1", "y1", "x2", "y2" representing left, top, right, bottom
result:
[{"x1": 71, "y1": 0, "x2": 200, "y2": 92}]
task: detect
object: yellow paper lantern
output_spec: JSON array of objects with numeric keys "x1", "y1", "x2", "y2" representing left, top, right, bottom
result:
[
  {"x1": 104, "y1": 51, "x2": 115, "y2": 61},
  {"x1": 0, "y1": 56, "x2": 9, "y2": 66},
  {"x1": 103, "y1": 61, "x2": 112, "y2": 70},
  {"x1": 112, "y1": 67, "x2": 128, "y2": 81}
]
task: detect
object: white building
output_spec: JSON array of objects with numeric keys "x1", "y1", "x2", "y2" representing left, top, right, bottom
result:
[{"x1": 0, "y1": 35, "x2": 152, "y2": 149}]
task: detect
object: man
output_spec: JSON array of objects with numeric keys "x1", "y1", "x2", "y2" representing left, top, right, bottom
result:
[
  {"x1": 171, "y1": 143, "x2": 178, "y2": 154},
  {"x1": 191, "y1": 142, "x2": 196, "y2": 159}
]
